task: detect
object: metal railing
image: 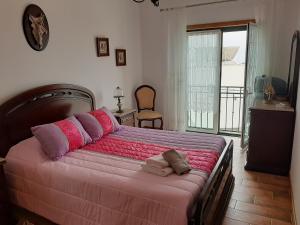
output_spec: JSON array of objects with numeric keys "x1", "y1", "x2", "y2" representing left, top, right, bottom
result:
[
  {"x1": 187, "y1": 86, "x2": 244, "y2": 135},
  {"x1": 220, "y1": 86, "x2": 244, "y2": 134}
]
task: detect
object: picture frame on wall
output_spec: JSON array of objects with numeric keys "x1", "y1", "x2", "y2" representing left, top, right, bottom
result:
[
  {"x1": 96, "y1": 37, "x2": 110, "y2": 57},
  {"x1": 115, "y1": 49, "x2": 126, "y2": 66}
]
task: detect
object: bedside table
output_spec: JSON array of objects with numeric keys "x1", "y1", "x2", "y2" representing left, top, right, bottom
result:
[
  {"x1": 0, "y1": 158, "x2": 13, "y2": 225},
  {"x1": 113, "y1": 109, "x2": 136, "y2": 127}
]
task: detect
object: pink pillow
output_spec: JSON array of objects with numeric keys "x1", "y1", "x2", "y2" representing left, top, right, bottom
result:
[
  {"x1": 31, "y1": 116, "x2": 92, "y2": 160},
  {"x1": 76, "y1": 107, "x2": 121, "y2": 141},
  {"x1": 89, "y1": 110, "x2": 113, "y2": 135}
]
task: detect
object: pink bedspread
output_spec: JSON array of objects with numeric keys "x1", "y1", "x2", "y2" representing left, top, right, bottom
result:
[
  {"x1": 4, "y1": 127, "x2": 226, "y2": 225},
  {"x1": 84, "y1": 136, "x2": 220, "y2": 173}
]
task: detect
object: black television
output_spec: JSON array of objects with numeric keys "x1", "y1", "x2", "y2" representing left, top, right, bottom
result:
[{"x1": 287, "y1": 30, "x2": 300, "y2": 108}]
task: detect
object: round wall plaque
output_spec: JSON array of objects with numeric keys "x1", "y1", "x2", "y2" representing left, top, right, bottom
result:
[{"x1": 23, "y1": 4, "x2": 49, "y2": 51}]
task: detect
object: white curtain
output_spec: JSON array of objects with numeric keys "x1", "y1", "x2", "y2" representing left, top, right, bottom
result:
[
  {"x1": 187, "y1": 30, "x2": 221, "y2": 131},
  {"x1": 242, "y1": 23, "x2": 258, "y2": 146},
  {"x1": 162, "y1": 9, "x2": 187, "y2": 131},
  {"x1": 246, "y1": 24, "x2": 259, "y2": 94},
  {"x1": 242, "y1": 0, "x2": 287, "y2": 146},
  {"x1": 254, "y1": 0, "x2": 287, "y2": 77}
]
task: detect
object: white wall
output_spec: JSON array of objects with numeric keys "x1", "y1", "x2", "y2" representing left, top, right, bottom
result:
[
  {"x1": 291, "y1": 79, "x2": 300, "y2": 225},
  {"x1": 289, "y1": 2, "x2": 300, "y2": 224},
  {"x1": 159, "y1": 0, "x2": 238, "y2": 9},
  {"x1": 0, "y1": 0, "x2": 143, "y2": 109},
  {"x1": 140, "y1": 1, "x2": 165, "y2": 113}
]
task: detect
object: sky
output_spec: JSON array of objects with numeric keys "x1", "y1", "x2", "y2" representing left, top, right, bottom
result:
[{"x1": 223, "y1": 30, "x2": 247, "y2": 64}]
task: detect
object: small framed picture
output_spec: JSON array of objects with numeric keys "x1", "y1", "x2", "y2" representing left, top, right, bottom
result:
[
  {"x1": 96, "y1": 37, "x2": 110, "y2": 57},
  {"x1": 115, "y1": 49, "x2": 126, "y2": 66}
]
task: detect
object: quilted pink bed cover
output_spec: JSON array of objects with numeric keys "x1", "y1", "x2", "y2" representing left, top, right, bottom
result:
[{"x1": 4, "y1": 126, "x2": 226, "y2": 225}]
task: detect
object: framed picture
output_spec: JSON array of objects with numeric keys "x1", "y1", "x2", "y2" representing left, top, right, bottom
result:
[
  {"x1": 96, "y1": 38, "x2": 110, "y2": 57},
  {"x1": 115, "y1": 49, "x2": 126, "y2": 66}
]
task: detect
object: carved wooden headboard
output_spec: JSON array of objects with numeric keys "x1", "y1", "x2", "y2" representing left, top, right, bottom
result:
[{"x1": 0, "y1": 84, "x2": 95, "y2": 157}]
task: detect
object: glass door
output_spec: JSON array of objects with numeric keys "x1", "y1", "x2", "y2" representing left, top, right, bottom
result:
[
  {"x1": 219, "y1": 28, "x2": 247, "y2": 135},
  {"x1": 187, "y1": 30, "x2": 222, "y2": 134},
  {"x1": 241, "y1": 23, "x2": 257, "y2": 147}
]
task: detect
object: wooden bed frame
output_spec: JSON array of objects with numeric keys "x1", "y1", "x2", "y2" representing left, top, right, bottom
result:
[{"x1": 0, "y1": 84, "x2": 234, "y2": 225}]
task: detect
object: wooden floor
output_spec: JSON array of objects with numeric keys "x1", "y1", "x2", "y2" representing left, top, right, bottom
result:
[{"x1": 222, "y1": 137, "x2": 294, "y2": 225}]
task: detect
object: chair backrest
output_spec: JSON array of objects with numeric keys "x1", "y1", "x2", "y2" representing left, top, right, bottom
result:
[{"x1": 135, "y1": 85, "x2": 156, "y2": 112}]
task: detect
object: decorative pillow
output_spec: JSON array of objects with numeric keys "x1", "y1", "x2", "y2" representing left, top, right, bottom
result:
[
  {"x1": 75, "y1": 113, "x2": 104, "y2": 142},
  {"x1": 100, "y1": 107, "x2": 121, "y2": 132},
  {"x1": 31, "y1": 116, "x2": 92, "y2": 160},
  {"x1": 75, "y1": 107, "x2": 121, "y2": 141}
]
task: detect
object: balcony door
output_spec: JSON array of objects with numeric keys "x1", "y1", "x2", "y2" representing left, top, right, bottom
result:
[
  {"x1": 220, "y1": 28, "x2": 248, "y2": 135},
  {"x1": 187, "y1": 30, "x2": 222, "y2": 134},
  {"x1": 187, "y1": 26, "x2": 248, "y2": 135}
]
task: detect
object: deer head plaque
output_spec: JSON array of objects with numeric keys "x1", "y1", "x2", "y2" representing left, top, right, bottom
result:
[{"x1": 23, "y1": 4, "x2": 49, "y2": 51}]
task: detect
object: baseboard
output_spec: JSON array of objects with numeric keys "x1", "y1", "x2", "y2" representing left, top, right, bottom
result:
[{"x1": 291, "y1": 184, "x2": 298, "y2": 225}]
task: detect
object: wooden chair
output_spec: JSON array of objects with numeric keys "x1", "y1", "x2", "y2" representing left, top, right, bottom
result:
[{"x1": 135, "y1": 85, "x2": 163, "y2": 129}]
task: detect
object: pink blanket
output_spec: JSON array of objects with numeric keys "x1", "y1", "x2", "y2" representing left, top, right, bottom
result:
[
  {"x1": 4, "y1": 127, "x2": 226, "y2": 225},
  {"x1": 84, "y1": 136, "x2": 220, "y2": 173}
]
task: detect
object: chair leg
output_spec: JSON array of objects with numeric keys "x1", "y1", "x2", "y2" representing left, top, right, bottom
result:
[
  {"x1": 138, "y1": 120, "x2": 142, "y2": 128},
  {"x1": 152, "y1": 120, "x2": 155, "y2": 128},
  {"x1": 160, "y1": 118, "x2": 163, "y2": 130}
]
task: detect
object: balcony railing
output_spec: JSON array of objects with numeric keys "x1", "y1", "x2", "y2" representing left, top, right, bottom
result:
[
  {"x1": 220, "y1": 86, "x2": 244, "y2": 134},
  {"x1": 187, "y1": 85, "x2": 244, "y2": 135}
]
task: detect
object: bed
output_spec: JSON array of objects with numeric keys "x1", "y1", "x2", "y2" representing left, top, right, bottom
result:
[{"x1": 0, "y1": 84, "x2": 234, "y2": 225}]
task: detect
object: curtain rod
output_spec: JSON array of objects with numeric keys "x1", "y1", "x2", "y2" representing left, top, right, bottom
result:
[{"x1": 160, "y1": 0, "x2": 239, "y2": 12}]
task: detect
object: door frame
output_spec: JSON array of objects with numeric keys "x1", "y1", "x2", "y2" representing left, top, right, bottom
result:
[
  {"x1": 218, "y1": 25, "x2": 248, "y2": 136},
  {"x1": 241, "y1": 23, "x2": 251, "y2": 148}
]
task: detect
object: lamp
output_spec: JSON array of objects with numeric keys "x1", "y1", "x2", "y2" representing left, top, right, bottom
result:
[
  {"x1": 113, "y1": 86, "x2": 124, "y2": 113},
  {"x1": 132, "y1": 0, "x2": 159, "y2": 7}
]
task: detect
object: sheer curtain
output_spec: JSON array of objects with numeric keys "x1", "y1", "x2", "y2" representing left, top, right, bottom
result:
[
  {"x1": 242, "y1": 23, "x2": 258, "y2": 146},
  {"x1": 187, "y1": 30, "x2": 221, "y2": 132},
  {"x1": 246, "y1": 23, "x2": 260, "y2": 98},
  {"x1": 162, "y1": 9, "x2": 187, "y2": 131},
  {"x1": 254, "y1": 0, "x2": 286, "y2": 76},
  {"x1": 242, "y1": 0, "x2": 286, "y2": 146}
]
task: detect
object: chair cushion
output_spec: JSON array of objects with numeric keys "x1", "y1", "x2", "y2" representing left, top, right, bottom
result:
[
  {"x1": 137, "y1": 111, "x2": 162, "y2": 120},
  {"x1": 136, "y1": 87, "x2": 155, "y2": 109}
]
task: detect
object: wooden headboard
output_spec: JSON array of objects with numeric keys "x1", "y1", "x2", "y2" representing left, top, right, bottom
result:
[{"x1": 0, "y1": 84, "x2": 95, "y2": 157}]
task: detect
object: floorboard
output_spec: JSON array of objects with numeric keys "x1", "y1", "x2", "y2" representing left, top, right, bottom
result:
[{"x1": 222, "y1": 137, "x2": 293, "y2": 225}]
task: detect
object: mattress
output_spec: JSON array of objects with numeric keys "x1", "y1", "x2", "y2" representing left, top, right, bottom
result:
[{"x1": 4, "y1": 126, "x2": 226, "y2": 225}]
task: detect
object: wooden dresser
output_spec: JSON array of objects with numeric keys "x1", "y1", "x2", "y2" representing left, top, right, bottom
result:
[{"x1": 245, "y1": 99, "x2": 295, "y2": 175}]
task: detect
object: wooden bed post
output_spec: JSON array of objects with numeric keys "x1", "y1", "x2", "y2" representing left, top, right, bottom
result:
[{"x1": 191, "y1": 140, "x2": 234, "y2": 225}]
